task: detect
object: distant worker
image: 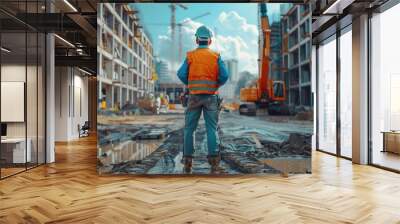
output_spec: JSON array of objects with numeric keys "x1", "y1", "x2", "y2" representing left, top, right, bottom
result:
[
  {"x1": 165, "y1": 93, "x2": 170, "y2": 105},
  {"x1": 101, "y1": 88, "x2": 107, "y2": 110},
  {"x1": 160, "y1": 93, "x2": 168, "y2": 113},
  {"x1": 155, "y1": 94, "x2": 161, "y2": 115},
  {"x1": 101, "y1": 97, "x2": 107, "y2": 110},
  {"x1": 177, "y1": 25, "x2": 229, "y2": 173}
]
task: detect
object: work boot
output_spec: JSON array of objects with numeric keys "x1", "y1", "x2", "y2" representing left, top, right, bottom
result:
[
  {"x1": 181, "y1": 156, "x2": 193, "y2": 173},
  {"x1": 207, "y1": 155, "x2": 221, "y2": 174}
]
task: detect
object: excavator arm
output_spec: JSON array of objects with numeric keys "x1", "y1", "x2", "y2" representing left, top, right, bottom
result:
[
  {"x1": 239, "y1": 3, "x2": 288, "y2": 116},
  {"x1": 258, "y1": 2, "x2": 271, "y2": 103},
  {"x1": 259, "y1": 3, "x2": 287, "y2": 103}
]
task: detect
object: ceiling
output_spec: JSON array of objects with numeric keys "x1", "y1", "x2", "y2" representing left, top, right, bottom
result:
[
  {"x1": 0, "y1": 0, "x2": 98, "y2": 74},
  {"x1": 311, "y1": 0, "x2": 390, "y2": 43}
]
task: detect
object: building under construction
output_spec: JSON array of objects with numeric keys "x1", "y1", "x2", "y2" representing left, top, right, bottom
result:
[
  {"x1": 219, "y1": 59, "x2": 239, "y2": 100},
  {"x1": 154, "y1": 58, "x2": 186, "y2": 104},
  {"x1": 270, "y1": 21, "x2": 283, "y2": 81},
  {"x1": 281, "y1": 4, "x2": 312, "y2": 109},
  {"x1": 97, "y1": 3, "x2": 155, "y2": 109}
]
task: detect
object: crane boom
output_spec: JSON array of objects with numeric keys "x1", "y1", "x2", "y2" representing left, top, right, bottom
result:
[
  {"x1": 147, "y1": 12, "x2": 211, "y2": 61},
  {"x1": 258, "y1": 3, "x2": 271, "y2": 102}
]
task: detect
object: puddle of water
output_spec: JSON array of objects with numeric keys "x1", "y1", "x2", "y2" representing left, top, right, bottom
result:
[
  {"x1": 148, "y1": 131, "x2": 240, "y2": 174},
  {"x1": 99, "y1": 140, "x2": 162, "y2": 166},
  {"x1": 98, "y1": 112, "x2": 312, "y2": 174},
  {"x1": 147, "y1": 152, "x2": 183, "y2": 174},
  {"x1": 148, "y1": 151, "x2": 240, "y2": 174}
]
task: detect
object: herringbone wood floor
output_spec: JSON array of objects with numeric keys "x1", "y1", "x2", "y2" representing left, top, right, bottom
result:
[{"x1": 1, "y1": 136, "x2": 400, "y2": 224}]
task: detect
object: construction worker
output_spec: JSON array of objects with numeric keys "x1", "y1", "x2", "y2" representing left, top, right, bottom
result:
[
  {"x1": 101, "y1": 97, "x2": 107, "y2": 110},
  {"x1": 155, "y1": 93, "x2": 161, "y2": 115},
  {"x1": 177, "y1": 25, "x2": 229, "y2": 173},
  {"x1": 101, "y1": 88, "x2": 107, "y2": 110}
]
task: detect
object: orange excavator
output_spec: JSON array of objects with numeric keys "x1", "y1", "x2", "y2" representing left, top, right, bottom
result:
[{"x1": 239, "y1": 3, "x2": 291, "y2": 116}]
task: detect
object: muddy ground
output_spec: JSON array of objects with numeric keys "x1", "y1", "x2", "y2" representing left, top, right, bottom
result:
[{"x1": 97, "y1": 110, "x2": 313, "y2": 175}]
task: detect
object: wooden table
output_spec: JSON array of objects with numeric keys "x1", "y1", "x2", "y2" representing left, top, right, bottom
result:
[
  {"x1": 1, "y1": 138, "x2": 31, "y2": 164},
  {"x1": 382, "y1": 131, "x2": 400, "y2": 154}
]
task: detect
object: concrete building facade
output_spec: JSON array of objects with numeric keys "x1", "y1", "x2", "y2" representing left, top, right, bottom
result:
[
  {"x1": 155, "y1": 59, "x2": 175, "y2": 85},
  {"x1": 97, "y1": 3, "x2": 155, "y2": 109},
  {"x1": 225, "y1": 59, "x2": 239, "y2": 83},
  {"x1": 270, "y1": 21, "x2": 283, "y2": 81},
  {"x1": 281, "y1": 4, "x2": 312, "y2": 109},
  {"x1": 219, "y1": 59, "x2": 238, "y2": 100}
]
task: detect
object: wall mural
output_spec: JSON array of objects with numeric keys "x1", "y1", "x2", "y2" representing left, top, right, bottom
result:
[{"x1": 97, "y1": 2, "x2": 313, "y2": 175}]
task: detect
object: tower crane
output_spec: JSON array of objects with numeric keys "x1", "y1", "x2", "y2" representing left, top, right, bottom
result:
[
  {"x1": 169, "y1": 3, "x2": 187, "y2": 73},
  {"x1": 147, "y1": 12, "x2": 210, "y2": 62}
]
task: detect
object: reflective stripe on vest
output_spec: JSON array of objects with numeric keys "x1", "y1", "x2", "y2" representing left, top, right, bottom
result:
[
  {"x1": 188, "y1": 80, "x2": 218, "y2": 85},
  {"x1": 188, "y1": 80, "x2": 218, "y2": 94},
  {"x1": 187, "y1": 48, "x2": 219, "y2": 95}
]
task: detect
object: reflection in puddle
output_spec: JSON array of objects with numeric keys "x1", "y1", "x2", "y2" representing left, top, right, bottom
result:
[
  {"x1": 97, "y1": 112, "x2": 313, "y2": 175},
  {"x1": 148, "y1": 151, "x2": 241, "y2": 174},
  {"x1": 99, "y1": 140, "x2": 162, "y2": 166}
]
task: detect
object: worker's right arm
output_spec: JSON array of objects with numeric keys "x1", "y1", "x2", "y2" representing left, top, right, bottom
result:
[{"x1": 177, "y1": 59, "x2": 189, "y2": 85}]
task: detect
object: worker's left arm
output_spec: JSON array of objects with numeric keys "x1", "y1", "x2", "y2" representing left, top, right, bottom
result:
[
  {"x1": 177, "y1": 59, "x2": 189, "y2": 85},
  {"x1": 218, "y1": 56, "x2": 229, "y2": 86}
]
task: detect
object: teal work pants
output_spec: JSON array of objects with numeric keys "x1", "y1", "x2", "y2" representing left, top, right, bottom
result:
[{"x1": 183, "y1": 94, "x2": 219, "y2": 157}]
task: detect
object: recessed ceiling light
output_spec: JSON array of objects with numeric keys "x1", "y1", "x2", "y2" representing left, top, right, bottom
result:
[
  {"x1": 63, "y1": 0, "x2": 78, "y2": 12},
  {"x1": 1, "y1": 47, "x2": 11, "y2": 53},
  {"x1": 78, "y1": 67, "x2": 92, "y2": 76},
  {"x1": 322, "y1": 0, "x2": 353, "y2": 15},
  {"x1": 54, "y1": 34, "x2": 75, "y2": 48}
]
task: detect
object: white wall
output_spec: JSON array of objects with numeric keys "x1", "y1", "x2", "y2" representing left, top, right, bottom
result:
[
  {"x1": 1, "y1": 65, "x2": 26, "y2": 138},
  {"x1": 55, "y1": 67, "x2": 89, "y2": 141},
  {"x1": 55, "y1": 67, "x2": 69, "y2": 141},
  {"x1": 71, "y1": 73, "x2": 89, "y2": 138},
  {"x1": 1, "y1": 65, "x2": 42, "y2": 138},
  {"x1": 1, "y1": 63, "x2": 46, "y2": 164}
]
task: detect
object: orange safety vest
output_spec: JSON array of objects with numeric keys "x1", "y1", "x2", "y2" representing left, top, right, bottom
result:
[{"x1": 187, "y1": 48, "x2": 220, "y2": 95}]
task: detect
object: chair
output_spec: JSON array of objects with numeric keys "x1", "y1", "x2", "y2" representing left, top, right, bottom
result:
[{"x1": 79, "y1": 121, "x2": 90, "y2": 138}]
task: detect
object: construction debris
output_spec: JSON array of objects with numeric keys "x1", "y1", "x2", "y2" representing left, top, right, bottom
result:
[
  {"x1": 109, "y1": 129, "x2": 183, "y2": 174},
  {"x1": 98, "y1": 124, "x2": 169, "y2": 146},
  {"x1": 137, "y1": 97, "x2": 156, "y2": 113},
  {"x1": 98, "y1": 110, "x2": 313, "y2": 175}
]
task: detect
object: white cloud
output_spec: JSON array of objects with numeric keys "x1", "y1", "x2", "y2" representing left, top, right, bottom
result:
[
  {"x1": 218, "y1": 11, "x2": 258, "y2": 38},
  {"x1": 215, "y1": 11, "x2": 259, "y2": 73},
  {"x1": 211, "y1": 35, "x2": 257, "y2": 73},
  {"x1": 156, "y1": 10, "x2": 259, "y2": 77}
]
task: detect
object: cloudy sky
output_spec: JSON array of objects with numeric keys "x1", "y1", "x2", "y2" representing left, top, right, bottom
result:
[{"x1": 133, "y1": 3, "x2": 285, "y2": 78}]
